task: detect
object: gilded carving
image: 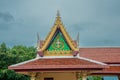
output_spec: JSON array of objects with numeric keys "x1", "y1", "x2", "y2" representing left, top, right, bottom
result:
[{"x1": 38, "y1": 11, "x2": 79, "y2": 52}]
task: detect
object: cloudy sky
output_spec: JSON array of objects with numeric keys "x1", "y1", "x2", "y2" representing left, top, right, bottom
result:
[{"x1": 0, "y1": 0, "x2": 120, "y2": 47}]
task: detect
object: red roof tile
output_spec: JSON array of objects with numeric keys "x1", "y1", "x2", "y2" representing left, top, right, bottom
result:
[
  {"x1": 80, "y1": 48, "x2": 120, "y2": 63},
  {"x1": 92, "y1": 66, "x2": 120, "y2": 75},
  {"x1": 9, "y1": 58, "x2": 106, "y2": 71}
]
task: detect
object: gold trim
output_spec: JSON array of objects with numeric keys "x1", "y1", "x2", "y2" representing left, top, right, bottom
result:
[
  {"x1": 39, "y1": 12, "x2": 79, "y2": 52},
  {"x1": 44, "y1": 50, "x2": 73, "y2": 56}
]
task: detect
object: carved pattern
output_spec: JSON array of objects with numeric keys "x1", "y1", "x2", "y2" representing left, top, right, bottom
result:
[
  {"x1": 38, "y1": 12, "x2": 79, "y2": 52},
  {"x1": 52, "y1": 34, "x2": 64, "y2": 49}
]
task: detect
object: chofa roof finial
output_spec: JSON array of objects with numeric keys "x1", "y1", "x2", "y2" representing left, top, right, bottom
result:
[
  {"x1": 55, "y1": 10, "x2": 62, "y2": 25},
  {"x1": 57, "y1": 10, "x2": 60, "y2": 17}
]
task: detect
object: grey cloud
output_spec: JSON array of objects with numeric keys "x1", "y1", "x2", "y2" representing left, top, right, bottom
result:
[
  {"x1": 0, "y1": 12, "x2": 22, "y2": 31},
  {"x1": 0, "y1": 12, "x2": 14, "y2": 22},
  {"x1": 69, "y1": 21, "x2": 102, "y2": 33}
]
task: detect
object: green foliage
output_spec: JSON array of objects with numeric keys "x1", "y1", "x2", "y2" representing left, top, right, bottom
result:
[
  {"x1": 0, "y1": 42, "x2": 36, "y2": 80},
  {"x1": 87, "y1": 76, "x2": 103, "y2": 80},
  {"x1": 78, "y1": 76, "x2": 103, "y2": 80},
  {"x1": 0, "y1": 69, "x2": 30, "y2": 80},
  {"x1": 0, "y1": 42, "x2": 7, "y2": 53}
]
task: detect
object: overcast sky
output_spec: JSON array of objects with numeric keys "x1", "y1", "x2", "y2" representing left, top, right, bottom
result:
[{"x1": 0, "y1": 0, "x2": 120, "y2": 47}]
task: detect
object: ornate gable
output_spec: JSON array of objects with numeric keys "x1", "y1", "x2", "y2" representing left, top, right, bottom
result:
[
  {"x1": 47, "y1": 29, "x2": 71, "y2": 51},
  {"x1": 37, "y1": 11, "x2": 79, "y2": 57}
]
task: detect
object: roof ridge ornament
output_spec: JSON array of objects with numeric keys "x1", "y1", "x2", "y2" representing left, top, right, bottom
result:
[
  {"x1": 37, "y1": 32, "x2": 40, "y2": 50},
  {"x1": 57, "y1": 10, "x2": 60, "y2": 17},
  {"x1": 55, "y1": 10, "x2": 62, "y2": 25}
]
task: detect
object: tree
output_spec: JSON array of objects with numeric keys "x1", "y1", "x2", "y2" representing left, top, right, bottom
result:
[
  {"x1": 0, "y1": 43, "x2": 36, "y2": 80},
  {"x1": 87, "y1": 76, "x2": 103, "y2": 80},
  {"x1": 0, "y1": 42, "x2": 7, "y2": 53}
]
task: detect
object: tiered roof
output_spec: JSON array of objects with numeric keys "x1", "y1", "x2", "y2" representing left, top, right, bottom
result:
[{"x1": 9, "y1": 56, "x2": 107, "y2": 72}]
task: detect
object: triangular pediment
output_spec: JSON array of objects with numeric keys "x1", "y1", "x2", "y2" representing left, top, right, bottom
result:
[
  {"x1": 38, "y1": 11, "x2": 79, "y2": 56},
  {"x1": 47, "y1": 29, "x2": 71, "y2": 51},
  {"x1": 44, "y1": 28, "x2": 73, "y2": 56}
]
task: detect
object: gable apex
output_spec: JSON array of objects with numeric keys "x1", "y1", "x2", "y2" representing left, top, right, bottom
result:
[{"x1": 37, "y1": 12, "x2": 79, "y2": 57}]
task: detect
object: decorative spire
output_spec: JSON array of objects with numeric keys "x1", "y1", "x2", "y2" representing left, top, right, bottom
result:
[
  {"x1": 55, "y1": 10, "x2": 62, "y2": 25},
  {"x1": 37, "y1": 32, "x2": 40, "y2": 42},
  {"x1": 77, "y1": 32, "x2": 80, "y2": 48},
  {"x1": 57, "y1": 10, "x2": 60, "y2": 17},
  {"x1": 37, "y1": 32, "x2": 40, "y2": 50}
]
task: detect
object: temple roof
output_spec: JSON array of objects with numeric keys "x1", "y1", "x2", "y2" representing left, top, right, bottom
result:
[
  {"x1": 38, "y1": 11, "x2": 79, "y2": 52},
  {"x1": 92, "y1": 66, "x2": 120, "y2": 75},
  {"x1": 9, "y1": 56, "x2": 107, "y2": 72},
  {"x1": 80, "y1": 48, "x2": 120, "y2": 63}
]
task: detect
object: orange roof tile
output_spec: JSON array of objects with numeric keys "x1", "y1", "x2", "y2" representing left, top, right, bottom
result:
[
  {"x1": 80, "y1": 48, "x2": 120, "y2": 63},
  {"x1": 92, "y1": 66, "x2": 120, "y2": 75},
  {"x1": 9, "y1": 58, "x2": 106, "y2": 72}
]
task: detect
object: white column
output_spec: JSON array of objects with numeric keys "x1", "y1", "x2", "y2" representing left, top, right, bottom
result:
[
  {"x1": 76, "y1": 72, "x2": 87, "y2": 80},
  {"x1": 31, "y1": 76, "x2": 36, "y2": 80},
  {"x1": 76, "y1": 72, "x2": 81, "y2": 80},
  {"x1": 82, "y1": 75, "x2": 87, "y2": 80},
  {"x1": 36, "y1": 73, "x2": 41, "y2": 80},
  {"x1": 30, "y1": 72, "x2": 36, "y2": 80}
]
